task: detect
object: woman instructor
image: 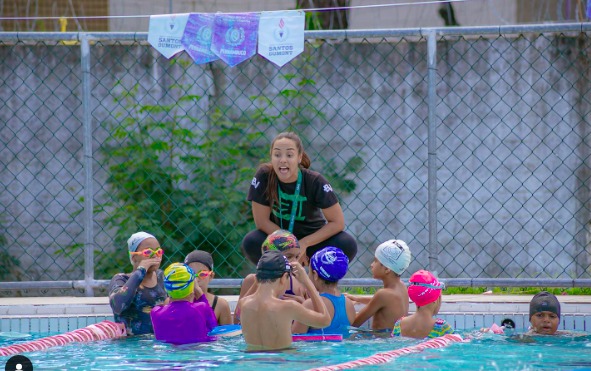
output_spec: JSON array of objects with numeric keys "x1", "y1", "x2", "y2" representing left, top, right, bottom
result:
[{"x1": 242, "y1": 132, "x2": 357, "y2": 266}]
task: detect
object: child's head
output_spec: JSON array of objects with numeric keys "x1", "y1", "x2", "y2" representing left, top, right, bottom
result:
[
  {"x1": 373, "y1": 239, "x2": 411, "y2": 276},
  {"x1": 256, "y1": 250, "x2": 291, "y2": 284},
  {"x1": 310, "y1": 246, "x2": 349, "y2": 285},
  {"x1": 127, "y1": 231, "x2": 162, "y2": 270},
  {"x1": 163, "y1": 263, "x2": 196, "y2": 300},
  {"x1": 184, "y1": 250, "x2": 215, "y2": 290},
  {"x1": 529, "y1": 291, "x2": 560, "y2": 335},
  {"x1": 262, "y1": 229, "x2": 301, "y2": 262},
  {"x1": 408, "y1": 270, "x2": 445, "y2": 308}
]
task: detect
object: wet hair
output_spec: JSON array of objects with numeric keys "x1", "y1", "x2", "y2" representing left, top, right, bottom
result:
[{"x1": 261, "y1": 132, "x2": 311, "y2": 210}]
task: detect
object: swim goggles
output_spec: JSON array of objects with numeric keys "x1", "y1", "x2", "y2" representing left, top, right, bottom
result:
[
  {"x1": 196, "y1": 270, "x2": 213, "y2": 279},
  {"x1": 129, "y1": 247, "x2": 164, "y2": 258},
  {"x1": 409, "y1": 281, "x2": 446, "y2": 290}
]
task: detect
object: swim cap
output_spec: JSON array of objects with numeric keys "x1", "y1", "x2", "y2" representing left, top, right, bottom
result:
[
  {"x1": 529, "y1": 291, "x2": 561, "y2": 319},
  {"x1": 310, "y1": 246, "x2": 349, "y2": 282},
  {"x1": 408, "y1": 270, "x2": 445, "y2": 307},
  {"x1": 127, "y1": 231, "x2": 156, "y2": 252},
  {"x1": 163, "y1": 263, "x2": 195, "y2": 299},
  {"x1": 375, "y1": 239, "x2": 411, "y2": 275},
  {"x1": 262, "y1": 229, "x2": 300, "y2": 252},
  {"x1": 184, "y1": 250, "x2": 214, "y2": 271},
  {"x1": 256, "y1": 250, "x2": 291, "y2": 280}
]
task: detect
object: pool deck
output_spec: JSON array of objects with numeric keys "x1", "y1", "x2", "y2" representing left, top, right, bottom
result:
[{"x1": 1, "y1": 294, "x2": 590, "y2": 317}]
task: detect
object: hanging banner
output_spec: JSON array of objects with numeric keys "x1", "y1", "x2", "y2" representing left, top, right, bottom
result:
[
  {"x1": 258, "y1": 11, "x2": 305, "y2": 67},
  {"x1": 181, "y1": 13, "x2": 219, "y2": 65},
  {"x1": 210, "y1": 13, "x2": 260, "y2": 67},
  {"x1": 148, "y1": 13, "x2": 190, "y2": 59}
]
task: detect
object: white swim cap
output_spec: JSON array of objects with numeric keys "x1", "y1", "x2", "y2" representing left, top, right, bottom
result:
[{"x1": 374, "y1": 239, "x2": 411, "y2": 275}]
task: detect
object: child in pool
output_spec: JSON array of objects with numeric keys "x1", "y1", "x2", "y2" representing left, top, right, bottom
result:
[
  {"x1": 345, "y1": 239, "x2": 411, "y2": 331},
  {"x1": 526, "y1": 291, "x2": 563, "y2": 335},
  {"x1": 391, "y1": 270, "x2": 454, "y2": 338},
  {"x1": 150, "y1": 263, "x2": 217, "y2": 344},
  {"x1": 108, "y1": 232, "x2": 166, "y2": 335},
  {"x1": 235, "y1": 230, "x2": 307, "y2": 324},
  {"x1": 239, "y1": 250, "x2": 331, "y2": 351},
  {"x1": 184, "y1": 250, "x2": 233, "y2": 325},
  {"x1": 292, "y1": 246, "x2": 356, "y2": 335}
]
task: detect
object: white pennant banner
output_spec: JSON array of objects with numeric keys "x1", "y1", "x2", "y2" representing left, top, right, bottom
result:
[
  {"x1": 148, "y1": 13, "x2": 190, "y2": 59},
  {"x1": 257, "y1": 11, "x2": 305, "y2": 67}
]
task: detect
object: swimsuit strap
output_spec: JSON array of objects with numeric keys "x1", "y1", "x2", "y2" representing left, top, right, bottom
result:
[{"x1": 211, "y1": 295, "x2": 218, "y2": 311}]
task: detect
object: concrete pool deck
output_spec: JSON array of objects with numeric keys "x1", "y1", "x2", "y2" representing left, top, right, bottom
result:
[{"x1": 1, "y1": 295, "x2": 590, "y2": 333}]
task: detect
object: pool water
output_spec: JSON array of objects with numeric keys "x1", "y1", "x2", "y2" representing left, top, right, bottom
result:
[{"x1": 1, "y1": 330, "x2": 591, "y2": 370}]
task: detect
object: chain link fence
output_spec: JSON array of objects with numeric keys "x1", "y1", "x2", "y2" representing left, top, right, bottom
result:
[{"x1": 1, "y1": 24, "x2": 590, "y2": 295}]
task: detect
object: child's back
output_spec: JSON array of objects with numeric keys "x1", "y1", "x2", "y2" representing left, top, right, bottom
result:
[
  {"x1": 240, "y1": 250, "x2": 330, "y2": 350},
  {"x1": 392, "y1": 270, "x2": 453, "y2": 339},
  {"x1": 348, "y1": 240, "x2": 411, "y2": 331},
  {"x1": 292, "y1": 246, "x2": 354, "y2": 335}
]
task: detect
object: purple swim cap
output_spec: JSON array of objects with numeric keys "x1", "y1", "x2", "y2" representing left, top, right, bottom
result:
[{"x1": 310, "y1": 246, "x2": 349, "y2": 282}]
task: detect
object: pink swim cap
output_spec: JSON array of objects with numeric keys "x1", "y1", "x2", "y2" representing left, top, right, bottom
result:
[{"x1": 408, "y1": 270, "x2": 445, "y2": 307}]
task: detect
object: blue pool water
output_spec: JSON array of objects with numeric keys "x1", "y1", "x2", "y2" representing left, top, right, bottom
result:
[{"x1": 1, "y1": 330, "x2": 591, "y2": 370}]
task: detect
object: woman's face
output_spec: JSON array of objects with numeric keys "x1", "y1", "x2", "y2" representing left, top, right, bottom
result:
[
  {"x1": 530, "y1": 311, "x2": 559, "y2": 334},
  {"x1": 271, "y1": 138, "x2": 302, "y2": 183}
]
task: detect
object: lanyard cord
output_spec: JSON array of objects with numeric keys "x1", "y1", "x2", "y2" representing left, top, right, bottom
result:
[{"x1": 278, "y1": 170, "x2": 302, "y2": 233}]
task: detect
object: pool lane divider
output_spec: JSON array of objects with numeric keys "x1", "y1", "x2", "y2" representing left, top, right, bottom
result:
[
  {"x1": 305, "y1": 333, "x2": 464, "y2": 371},
  {"x1": 0, "y1": 320, "x2": 126, "y2": 357}
]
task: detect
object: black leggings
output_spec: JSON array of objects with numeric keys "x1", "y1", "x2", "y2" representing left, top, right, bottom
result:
[{"x1": 241, "y1": 229, "x2": 358, "y2": 265}]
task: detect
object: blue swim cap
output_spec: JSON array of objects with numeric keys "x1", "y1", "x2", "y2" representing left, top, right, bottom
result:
[{"x1": 310, "y1": 246, "x2": 349, "y2": 282}]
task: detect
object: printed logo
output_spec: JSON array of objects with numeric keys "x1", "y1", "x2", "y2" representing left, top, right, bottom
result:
[
  {"x1": 166, "y1": 16, "x2": 180, "y2": 33},
  {"x1": 321, "y1": 250, "x2": 338, "y2": 265},
  {"x1": 273, "y1": 18, "x2": 289, "y2": 42},
  {"x1": 323, "y1": 184, "x2": 333, "y2": 193},
  {"x1": 5, "y1": 355, "x2": 33, "y2": 371},
  {"x1": 383, "y1": 245, "x2": 403, "y2": 260},
  {"x1": 225, "y1": 26, "x2": 245, "y2": 47},
  {"x1": 251, "y1": 177, "x2": 260, "y2": 189},
  {"x1": 196, "y1": 25, "x2": 212, "y2": 45}
]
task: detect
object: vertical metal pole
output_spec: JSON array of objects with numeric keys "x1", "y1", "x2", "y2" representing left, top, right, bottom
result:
[
  {"x1": 427, "y1": 29, "x2": 439, "y2": 276},
  {"x1": 80, "y1": 34, "x2": 95, "y2": 296}
]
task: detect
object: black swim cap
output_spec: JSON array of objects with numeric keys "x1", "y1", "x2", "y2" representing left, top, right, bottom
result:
[
  {"x1": 256, "y1": 250, "x2": 290, "y2": 280},
  {"x1": 529, "y1": 291, "x2": 561, "y2": 319},
  {"x1": 184, "y1": 250, "x2": 214, "y2": 270}
]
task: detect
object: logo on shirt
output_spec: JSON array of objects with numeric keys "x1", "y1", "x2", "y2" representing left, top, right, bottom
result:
[
  {"x1": 323, "y1": 184, "x2": 333, "y2": 193},
  {"x1": 251, "y1": 177, "x2": 260, "y2": 189}
]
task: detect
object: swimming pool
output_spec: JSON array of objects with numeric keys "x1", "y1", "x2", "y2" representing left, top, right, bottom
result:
[{"x1": 2, "y1": 330, "x2": 590, "y2": 370}]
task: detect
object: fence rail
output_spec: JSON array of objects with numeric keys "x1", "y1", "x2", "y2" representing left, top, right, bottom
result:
[{"x1": 1, "y1": 23, "x2": 590, "y2": 295}]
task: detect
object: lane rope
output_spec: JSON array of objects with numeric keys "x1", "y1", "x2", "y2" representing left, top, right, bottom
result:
[
  {"x1": 305, "y1": 333, "x2": 464, "y2": 371},
  {"x1": 0, "y1": 320, "x2": 126, "y2": 357}
]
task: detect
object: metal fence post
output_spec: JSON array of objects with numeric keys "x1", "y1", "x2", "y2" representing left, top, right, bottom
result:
[
  {"x1": 427, "y1": 28, "x2": 439, "y2": 276},
  {"x1": 80, "y1": 33, "x2": 95, "y2": 296}
]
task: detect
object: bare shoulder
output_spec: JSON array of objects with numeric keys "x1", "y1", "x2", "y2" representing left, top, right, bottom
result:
[{"x1": 243, "y1": 274, "x2": 256, "y2": 284}]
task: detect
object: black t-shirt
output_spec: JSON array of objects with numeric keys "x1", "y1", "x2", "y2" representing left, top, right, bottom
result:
[{"x1": 247, "y1": 167, "x2": 339, "y2": 238}]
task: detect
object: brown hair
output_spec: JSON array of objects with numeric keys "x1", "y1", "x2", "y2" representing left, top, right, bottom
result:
[{"x1": 262, "y1": 132, "x2": 311, "y2": 210}]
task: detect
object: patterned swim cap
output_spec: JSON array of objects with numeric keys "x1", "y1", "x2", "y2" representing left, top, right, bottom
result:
[
  {"x1": 310, "y1": 246, "x2": 349, "y2": 282},
  {"x1": 408, "y1": 270, "x2": 445, "y2": 307},
  {"x1": 262, "y1": 229, "x2": 300, "y2": 252},
  {"x1": 163, "y1": 263, "x2": 195, "y2": 299},
  {"x1": 375, "y1": 239, "x2": 411, "y2": 275}
]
